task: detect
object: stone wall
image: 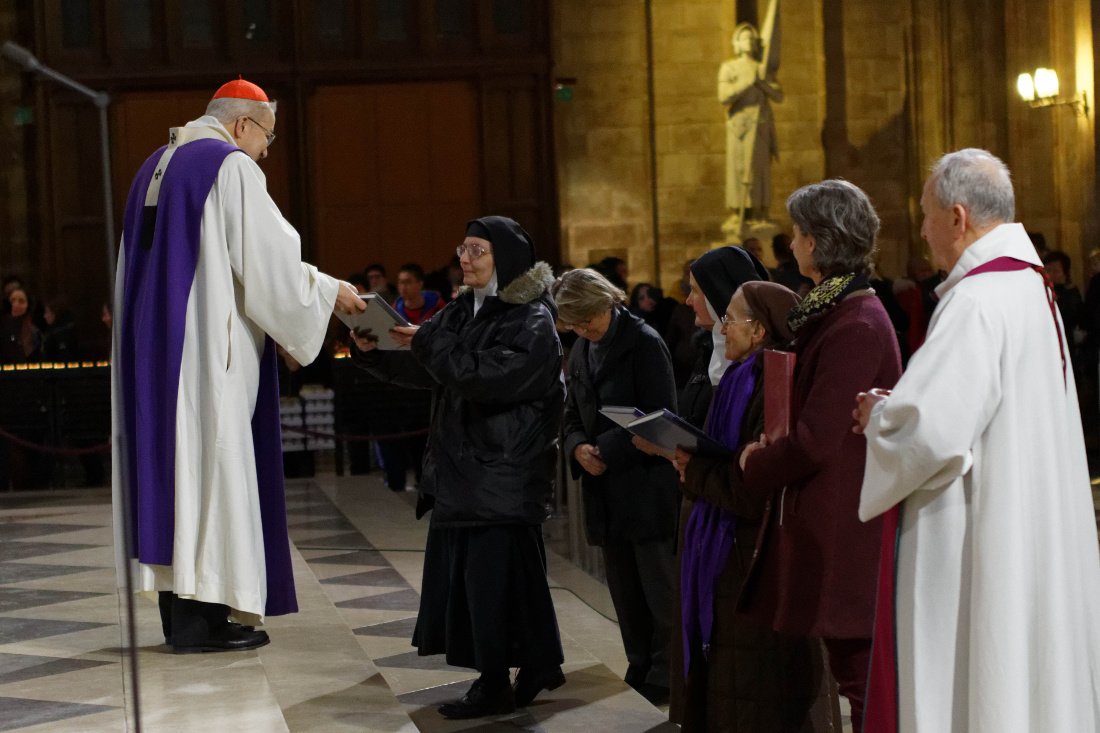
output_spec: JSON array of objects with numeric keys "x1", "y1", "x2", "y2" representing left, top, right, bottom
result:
[
  {"x1": 551, "y1": 1, "x2": 655, "y2": 283},
  {"x1": 553, "y1": 0, "x2": 832, "y2": 289},
  {"x1": 553, "y1": 0, "x2": 1098, "y2": 290},
  {"x1": 820, "y1": 0, "x2": 911, "y2": 278}
]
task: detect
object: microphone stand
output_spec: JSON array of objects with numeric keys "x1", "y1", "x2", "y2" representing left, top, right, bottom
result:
[{"x1": 1, "y1": 41, "x2": 140, "y2": 733}]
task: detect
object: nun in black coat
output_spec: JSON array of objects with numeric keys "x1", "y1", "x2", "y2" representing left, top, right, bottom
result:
[{"x1": 352, "y1": 216, "x2": 567, "y2": 719}]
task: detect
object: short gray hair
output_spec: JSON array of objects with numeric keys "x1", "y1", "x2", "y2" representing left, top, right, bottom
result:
[
  {"x1": 929, "y1": 148, "x2": 1014, "y2": 227},
  {"x1": 786, "y1": 179, "x2": 880, "y2": 278},
  {"x1": 550, "y1": 267, "x2": 626, "y2": 325},
  {"x1": 205, "y1": 97, "x2": 277, "y2": 125}
]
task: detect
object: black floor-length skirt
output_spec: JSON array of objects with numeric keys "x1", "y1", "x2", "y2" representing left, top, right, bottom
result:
[{"x1": 413, "y1": 523, "x2": 564, "y2": 672}]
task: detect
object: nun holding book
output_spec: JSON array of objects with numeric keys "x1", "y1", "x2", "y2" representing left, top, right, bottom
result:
[{"x1": 670, "y1": 281, "x2": 835, "y2": 733}]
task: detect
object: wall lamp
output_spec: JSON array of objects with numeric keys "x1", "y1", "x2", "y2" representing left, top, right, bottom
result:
[{"x1": 1016, "y1": 68, "x2": 1089, "y2": 117}]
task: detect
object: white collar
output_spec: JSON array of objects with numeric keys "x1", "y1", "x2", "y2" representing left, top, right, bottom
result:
[
  {"x1": 936, "y1": 223, "x2": 1037, "y2": 300},
  {"x1": 473, "y1": 271, "x2": 499, "y2": 315},
  {"x1": 705, "y1": 298, "x2": 731, "y2": 386}
]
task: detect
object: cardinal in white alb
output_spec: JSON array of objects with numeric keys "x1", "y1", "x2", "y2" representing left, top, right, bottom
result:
[
  {"x1": 112, "y1": 78, "x2": 364, "y2": 653},
  {"x1": 855, "y1": 148, "x2": 1100, "y2": 732}
]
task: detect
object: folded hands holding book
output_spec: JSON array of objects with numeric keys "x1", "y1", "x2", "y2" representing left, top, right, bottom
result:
[{"x1": 351, "y1": 324, "x2": 418, "y2": 352}]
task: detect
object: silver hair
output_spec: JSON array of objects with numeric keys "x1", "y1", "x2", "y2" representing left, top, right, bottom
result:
[
  {"x1": 550, "y1": 267, "x2": 626, "y2": 326},
  {"x1": 929, "y1": 148, "x2": 1014, "y2": 227},
  {"x1": 204, "y1": 97, "x2": 277, "y2": 125},
  {"x1": 785, "y1": 179, "x2": 880, "y2": 278}
]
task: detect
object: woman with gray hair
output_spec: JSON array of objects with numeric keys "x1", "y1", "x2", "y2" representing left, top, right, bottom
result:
[
  {"x1": 736, "y1": 179, "x2": 902, "y2": 732},
  {"x1": 554, "y1": 267, "x2": 680, "y2": 705}
]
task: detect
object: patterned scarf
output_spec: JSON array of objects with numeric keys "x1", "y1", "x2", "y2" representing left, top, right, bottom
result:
[{"x1": 786, "y1": 272, "x2": 871, "y2": 333}]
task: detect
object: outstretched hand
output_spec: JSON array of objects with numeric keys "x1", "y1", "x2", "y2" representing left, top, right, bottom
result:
[
  {"x1": 389, "y1": 325, "x2": 419, "y2": 348},
  {"x1": 335, "y1": 282, "x2": 367, "y2": 316}
]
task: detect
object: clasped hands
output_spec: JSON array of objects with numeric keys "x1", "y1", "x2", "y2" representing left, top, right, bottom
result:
[
  {"x1": 851, "y1": 388, "x2": 891, "y2": 434},
  {"x1": 574, "y1": 443, "x2": 607, "y2": 476}
]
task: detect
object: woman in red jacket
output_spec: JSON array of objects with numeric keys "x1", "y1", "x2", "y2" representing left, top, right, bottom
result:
[{"x1": 738, "y1": 180, "x2": 902, "y2": 733}]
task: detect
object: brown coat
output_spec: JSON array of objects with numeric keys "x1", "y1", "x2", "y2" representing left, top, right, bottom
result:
[
  {"x1": 671, "y1": 362, "x2": 833, "y2": 732},
  {"x1": 740, "y1": 294, "x2": 902, "y2": 639}
]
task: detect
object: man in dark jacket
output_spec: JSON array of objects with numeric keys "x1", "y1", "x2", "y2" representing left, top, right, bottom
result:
[{"x1": 351, "y1": 216, "x2": 566, "y2": 719}]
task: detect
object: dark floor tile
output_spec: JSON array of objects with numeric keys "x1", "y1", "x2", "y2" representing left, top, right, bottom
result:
[
  {"x1": 0, "y1": 618, "x2": 112, "y2": 645},
  {"x1": 284, "y1": 502, "x2": 343, "y2": 518},
  {"x1": 335, "y1": 589, "x2": 421, "y2": 612},
  {"x1": 321, "y1": 568, "x2": 410, "y2": 588},
  {"x1": 0, "y1": 563, "x2": 92, "y2": 585},
  {"x1": 352, "y1": 616, "x2": 418, "y2": 638},
  {"x1": 287, "y1": 516, "x2": 361, "y2": 533},
  {"x1": 0, "y1": 696, "x2": 116, "y2": 732},
  {"x1": 0, "y1": 524, "x2": 101, "y2": 542},
  {"x1": 305, "y1": 549, "x2": 389, "y2": 567},
  {"x1": 0, "y1": 652, "x2": 113, "y2": 685},
  {"x1": 0, "y1": 588, "x2": 109, "y2": 614},
  {"x1": 295, "y1": 531, "x2": 374, "y2": 551},
  {"x1": 374, "y1": 650, "x2": 471, "y2": 672},
  {"x1": 0, "y1": 543, "x2": 99, "y2": 563}
]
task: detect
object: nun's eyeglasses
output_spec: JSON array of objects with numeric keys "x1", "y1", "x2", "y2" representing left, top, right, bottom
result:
[
  {"x1": 456, "y1": 242, "x2": 491, "y2": 259},
  {"x1": 720, "y1": 315, "x2": 756, "y2": 327}
]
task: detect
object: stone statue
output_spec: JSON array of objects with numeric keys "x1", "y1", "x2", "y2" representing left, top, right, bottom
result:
[{"x1": 719, "y1": 19, "x2": 783, "y2": 236}]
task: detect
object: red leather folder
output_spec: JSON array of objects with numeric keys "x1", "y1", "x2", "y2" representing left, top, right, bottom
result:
[{"x1": 763, "y1": 349, "x2": 796, "y2": 442}]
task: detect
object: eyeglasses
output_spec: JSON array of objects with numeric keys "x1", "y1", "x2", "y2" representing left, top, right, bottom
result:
[
  {"x1": 456, "y1": 242, "x2": 491, "y2": 259},
  {"x1": 246, "y1": 116, "x2": 276, "y2": 146},
  {"x1": 720, "y1": 315, "x2": 756, "y2": 327}
]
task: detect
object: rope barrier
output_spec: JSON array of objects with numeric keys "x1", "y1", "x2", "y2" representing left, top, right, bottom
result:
[
  {"x1": 0, "y1": 424, "x2": 430, "y2": 455},
  {"x1": 281, "y1": 425, "x2": 430, "y2": 443},
  {"x1": 0, "y1": 426, "x2": 110, "y2": 456}
]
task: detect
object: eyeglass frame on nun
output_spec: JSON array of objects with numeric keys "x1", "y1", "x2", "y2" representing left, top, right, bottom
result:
[{"x1": 456, "y1": 241, "x2": 492, "y2": 259}]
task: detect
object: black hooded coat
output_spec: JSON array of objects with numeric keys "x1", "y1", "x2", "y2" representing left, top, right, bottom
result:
[{"x1": 352, "y1": 216, "x2": 564, "y2": 526}]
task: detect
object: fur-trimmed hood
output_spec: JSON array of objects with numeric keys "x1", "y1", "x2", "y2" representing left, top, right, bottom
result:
[
  {"x1": 499, "y1": 261, "x2": 554, "y2": 305},
  {"x1": 457, "y1": 260, "x2": 554, "y2": 306}
]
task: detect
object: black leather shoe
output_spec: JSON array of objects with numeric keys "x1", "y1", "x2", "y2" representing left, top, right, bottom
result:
[
  {"x1": 437, "y1": 678, "x2": 516, "y2": 719},
  {"x1": 172, "y1": 625, "x2": 270, "y2": 654},
  {"x1": 165, "y1": 621, "x2": 254, "y2": 646},
  {"x1": 513, "y1": 666, "x2": 566, "y2": 707}
]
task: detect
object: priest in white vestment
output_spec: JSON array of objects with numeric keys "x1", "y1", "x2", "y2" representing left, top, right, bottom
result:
[
  {"x1": 855, "y1": 148, "x2": 1100, "y2": 732},
  {"x1": 112, "y1": 78, "x2": 365, "y2": 653}
]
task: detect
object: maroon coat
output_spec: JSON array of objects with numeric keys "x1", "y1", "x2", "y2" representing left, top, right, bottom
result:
[{"x1": 740, "y1": 294, "x2": 902, "y2": 639}]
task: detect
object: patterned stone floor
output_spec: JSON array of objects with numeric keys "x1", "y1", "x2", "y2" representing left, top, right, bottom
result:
[{"x1": 0, "y1": 476, "x2": 680, "y2": 732}]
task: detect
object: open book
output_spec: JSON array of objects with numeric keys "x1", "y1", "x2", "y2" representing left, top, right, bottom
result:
[
  {"x1": 599, "y1": 406, "x2": 733, "y2": 458},
  {"x1": 335, "y1": 293, "x2": 412, "y2": 351}
]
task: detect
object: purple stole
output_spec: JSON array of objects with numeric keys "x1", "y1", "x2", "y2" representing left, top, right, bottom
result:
[
  {"x1": 680, "y1": 351, "x2": 758, "y2": 676},
  {"x1": 864, "y1": 256, "x2": 1062, "y2": 733},
  {"x1": 118, "y1": 138, "x2": 297, "y2": 616}
]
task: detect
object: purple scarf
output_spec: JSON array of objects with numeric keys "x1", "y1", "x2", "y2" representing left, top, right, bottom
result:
[{"x1": 681, "y1": 351, "x2": 758, "y2": 676}]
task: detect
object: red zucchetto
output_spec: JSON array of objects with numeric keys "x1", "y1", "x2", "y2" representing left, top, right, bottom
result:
[{"x1": 211, "y1": 76, "x2": 269, "y2": 102}]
